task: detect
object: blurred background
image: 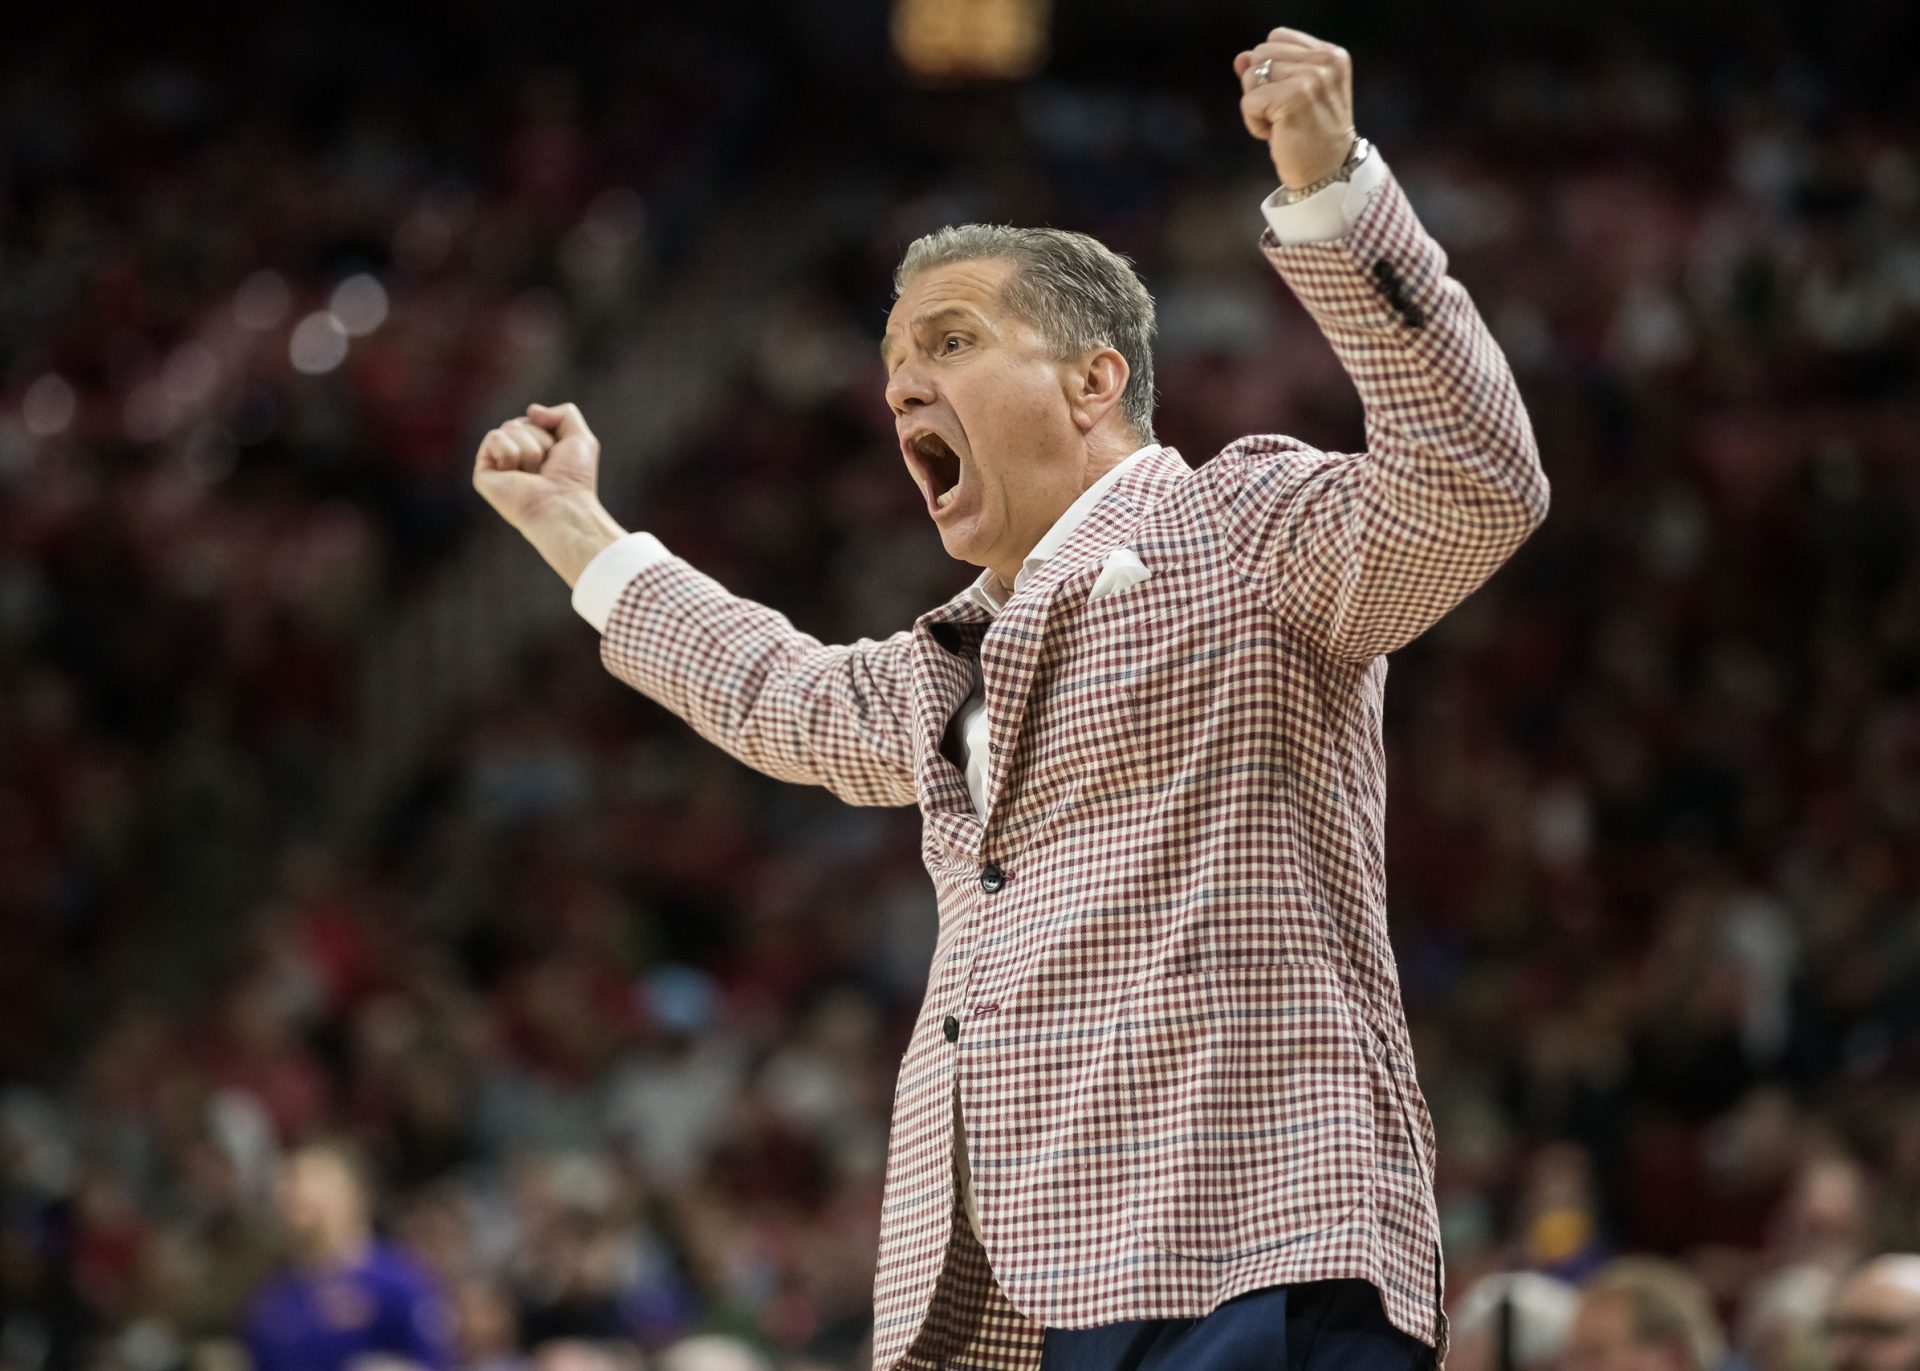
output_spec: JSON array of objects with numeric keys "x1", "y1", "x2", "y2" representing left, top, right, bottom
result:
[{"x1": 3, "y1": 0, "x2": 1918, "y2": 1368}]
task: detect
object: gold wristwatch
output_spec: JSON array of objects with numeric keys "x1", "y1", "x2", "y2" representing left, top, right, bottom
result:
[{"x1": 1283, "y1": 134, "x2": 1372, "y2": 204}]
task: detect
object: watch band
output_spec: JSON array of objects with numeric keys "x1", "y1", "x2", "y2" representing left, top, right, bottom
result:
[{"x1": 1283, "y1": 134, "x2": 1370, "y2": 204}]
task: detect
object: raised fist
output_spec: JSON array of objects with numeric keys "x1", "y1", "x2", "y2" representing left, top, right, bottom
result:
[
  {"x1": 472, "y1": 402, "x2": 602, "y2": 535},
  {"x1": 1233, "y1": 28, "x2": 1355, "y2": 191}
]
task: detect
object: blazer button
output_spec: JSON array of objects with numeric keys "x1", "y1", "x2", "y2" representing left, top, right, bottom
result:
[
  {"x1": 979, "y1": 862, "x2": 1005, "y2": 893},
  {"x1": 943, "y1": 1014, "x2": 960, "y2": 1043}
]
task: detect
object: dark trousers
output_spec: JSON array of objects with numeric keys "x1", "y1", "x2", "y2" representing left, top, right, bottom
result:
[{"x1": 1040, "y1": 1280, "x2": 1432, "y2": 1371}]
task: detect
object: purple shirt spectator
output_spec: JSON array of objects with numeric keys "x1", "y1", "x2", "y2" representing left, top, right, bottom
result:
[{"x1": 244, "y1": 1242, "x2": 452, "y2": 1371}]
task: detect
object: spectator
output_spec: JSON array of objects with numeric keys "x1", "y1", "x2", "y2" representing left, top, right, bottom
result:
[
  {"x1": 1563, "y1": 1258, "x2": 1727, "y2": 1371},
  {"x1": 655, "y1": 1334, "x2": 772, "y2": 1371},
  {"x1": 1822, "y1": 1255, "x2": 1920, "y2": 1371},
  {"x1": 1447, "y1": 1272, "x2": 1581, "y2": 1371},
  {"x1": 242, "y1": 1139, "x2": 453, "y2": 1371},
  {"x1": 1735, "y1": 1263, "x2": 1836, "y2": 1371},
  {"x1": 452, "y1": 1277, "x2": 532, "y2": 1371},
  {"x1": 529, "y1": 1339, "x2": 647, "y2": 1371}
]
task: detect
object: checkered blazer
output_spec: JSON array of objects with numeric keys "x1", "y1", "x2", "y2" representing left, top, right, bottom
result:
[{"x1": 598, "y1": 169, "x2": 1547, "y2": 1371}]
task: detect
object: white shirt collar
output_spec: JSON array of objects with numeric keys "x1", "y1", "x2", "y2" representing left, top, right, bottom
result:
[{"x1": 964, "y1": 444, "x2": 1159, "y2": 616}]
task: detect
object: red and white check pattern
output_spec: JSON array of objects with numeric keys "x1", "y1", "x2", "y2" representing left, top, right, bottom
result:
[{"x1": 598, "y1": 170, "x2": 1547, "y2": 1370}]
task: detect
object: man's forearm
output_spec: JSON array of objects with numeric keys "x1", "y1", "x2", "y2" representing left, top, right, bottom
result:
[
  {"x1": 522, "y1": 496, "x2": 629, "y2": 588},
  {"x1": 593, "y1": 550, "x2": 922, "y2": 808}
]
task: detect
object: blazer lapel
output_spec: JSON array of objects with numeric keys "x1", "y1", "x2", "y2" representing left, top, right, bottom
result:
[
  {"x1": 976, "y1": 446, "x2": 1193, "y2": 817},
  {"x1": 905, "y1": 447, "x2": 1195, "y2": 839},
  {"x1": 911, "y1": 595, "x2": 992, "y2": 856}
]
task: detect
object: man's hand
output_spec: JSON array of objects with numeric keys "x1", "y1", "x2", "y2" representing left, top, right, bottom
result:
[
  {"x1": 473, "y1": 402, "x2": 627, "y2": 588},
  {"x1": 1233, "y1": 28, "x2": 1355, "y2": 191},
  {"x1": 473, "y1": 402, "x2": 603, "y2": 533}
]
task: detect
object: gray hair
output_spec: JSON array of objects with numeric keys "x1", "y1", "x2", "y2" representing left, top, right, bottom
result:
[{"x1": 893, "y1": 225, "x2": 1157, "y2": 443}]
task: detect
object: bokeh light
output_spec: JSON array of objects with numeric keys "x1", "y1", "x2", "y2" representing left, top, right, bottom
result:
[
  {"x1": 288, "y1": 311, "x2": 350, "y2": 374},
  {"x1": 329, "y1": 274, "x2": 389, "y2": 337},
  {"x1": 21, "y1": 373, "x2": 76, "y2": 437}
]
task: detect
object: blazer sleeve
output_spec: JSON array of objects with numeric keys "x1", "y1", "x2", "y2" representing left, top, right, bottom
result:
[
  {"x1": 1203, "y1": 167, "x2": 1550, "y2": 663},
  {"x1": 597, "y1": 555, "x2": 919, "y2": 808}
]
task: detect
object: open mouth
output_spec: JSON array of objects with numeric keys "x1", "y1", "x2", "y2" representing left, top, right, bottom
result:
[{"x1": 907, "y1": 431, "x2": 963, "y2": 513}]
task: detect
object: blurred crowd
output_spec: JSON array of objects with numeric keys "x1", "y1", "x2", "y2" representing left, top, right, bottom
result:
[{"x1": 4, "y1": 4, "x2": 1920, "y2": 1371}]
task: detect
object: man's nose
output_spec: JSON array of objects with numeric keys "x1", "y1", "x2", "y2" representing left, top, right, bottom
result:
[{"x1": 885, "y1": 362, "x2": 934, "y2": 415}]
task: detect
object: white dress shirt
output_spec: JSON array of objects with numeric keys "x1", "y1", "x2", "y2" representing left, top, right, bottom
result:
[{"x1": 568, "y1": 162, "x2": 1386, "y2": 1245}]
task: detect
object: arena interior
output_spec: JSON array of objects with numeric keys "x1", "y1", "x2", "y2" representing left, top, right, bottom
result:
[{"x1": 3, "y1": 1, "x2": 1919, "y2": 1368}]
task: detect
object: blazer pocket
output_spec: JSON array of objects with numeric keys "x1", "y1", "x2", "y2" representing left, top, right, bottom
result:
[
  {"x1": 1077, "y1": 572, "x2": 1193, "y2": 713},
  {"x1": 1081, "y1": 571, "x2": 1187, "y2": 628},
  {"x1": 1121, "y1": 960, "x2": 1371, "y2": 1260}
]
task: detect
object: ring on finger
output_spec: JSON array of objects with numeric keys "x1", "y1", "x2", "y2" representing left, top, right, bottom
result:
[{"x1": 1252, "y1": 58, "x2": 1273, "y2": 85}]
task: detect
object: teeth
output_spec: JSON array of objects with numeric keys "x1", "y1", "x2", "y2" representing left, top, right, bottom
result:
[{"x1": 936, "y1": 488, "x2": 956, "y2": 509}]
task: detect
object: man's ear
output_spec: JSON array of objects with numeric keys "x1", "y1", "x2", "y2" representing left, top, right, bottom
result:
[{"x1": 1067, "y1": 347, "x2": 1130, "y2": 433}]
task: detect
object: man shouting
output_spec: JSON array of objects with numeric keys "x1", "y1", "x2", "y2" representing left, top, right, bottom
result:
[{"x1": 475, "y1": 26, "x2": 1547, "y2": 1371}]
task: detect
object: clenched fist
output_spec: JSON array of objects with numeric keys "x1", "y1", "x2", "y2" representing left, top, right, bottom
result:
[
  {"x1": 473, "y1": 401, "x2": 628, "y2": 589},
  {"x1": 1233, "y1": 28, "x2": 1355, "y2": 191},
  {"x1": 473, "y1": 402, "x2": 601, "y2": 535}
]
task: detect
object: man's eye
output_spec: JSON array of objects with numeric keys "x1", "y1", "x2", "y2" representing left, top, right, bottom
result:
[{"x1": 943, "y1": 335, "x2": 964, "y2": 352}]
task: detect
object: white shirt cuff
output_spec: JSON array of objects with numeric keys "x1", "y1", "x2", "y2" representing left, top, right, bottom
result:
[
  {"x1": 1259, "y1": 149, "x2": 1390, "y2": 244},
  {"x1": 571, "y1": 530, "x2": 672, "y2": 633}
]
